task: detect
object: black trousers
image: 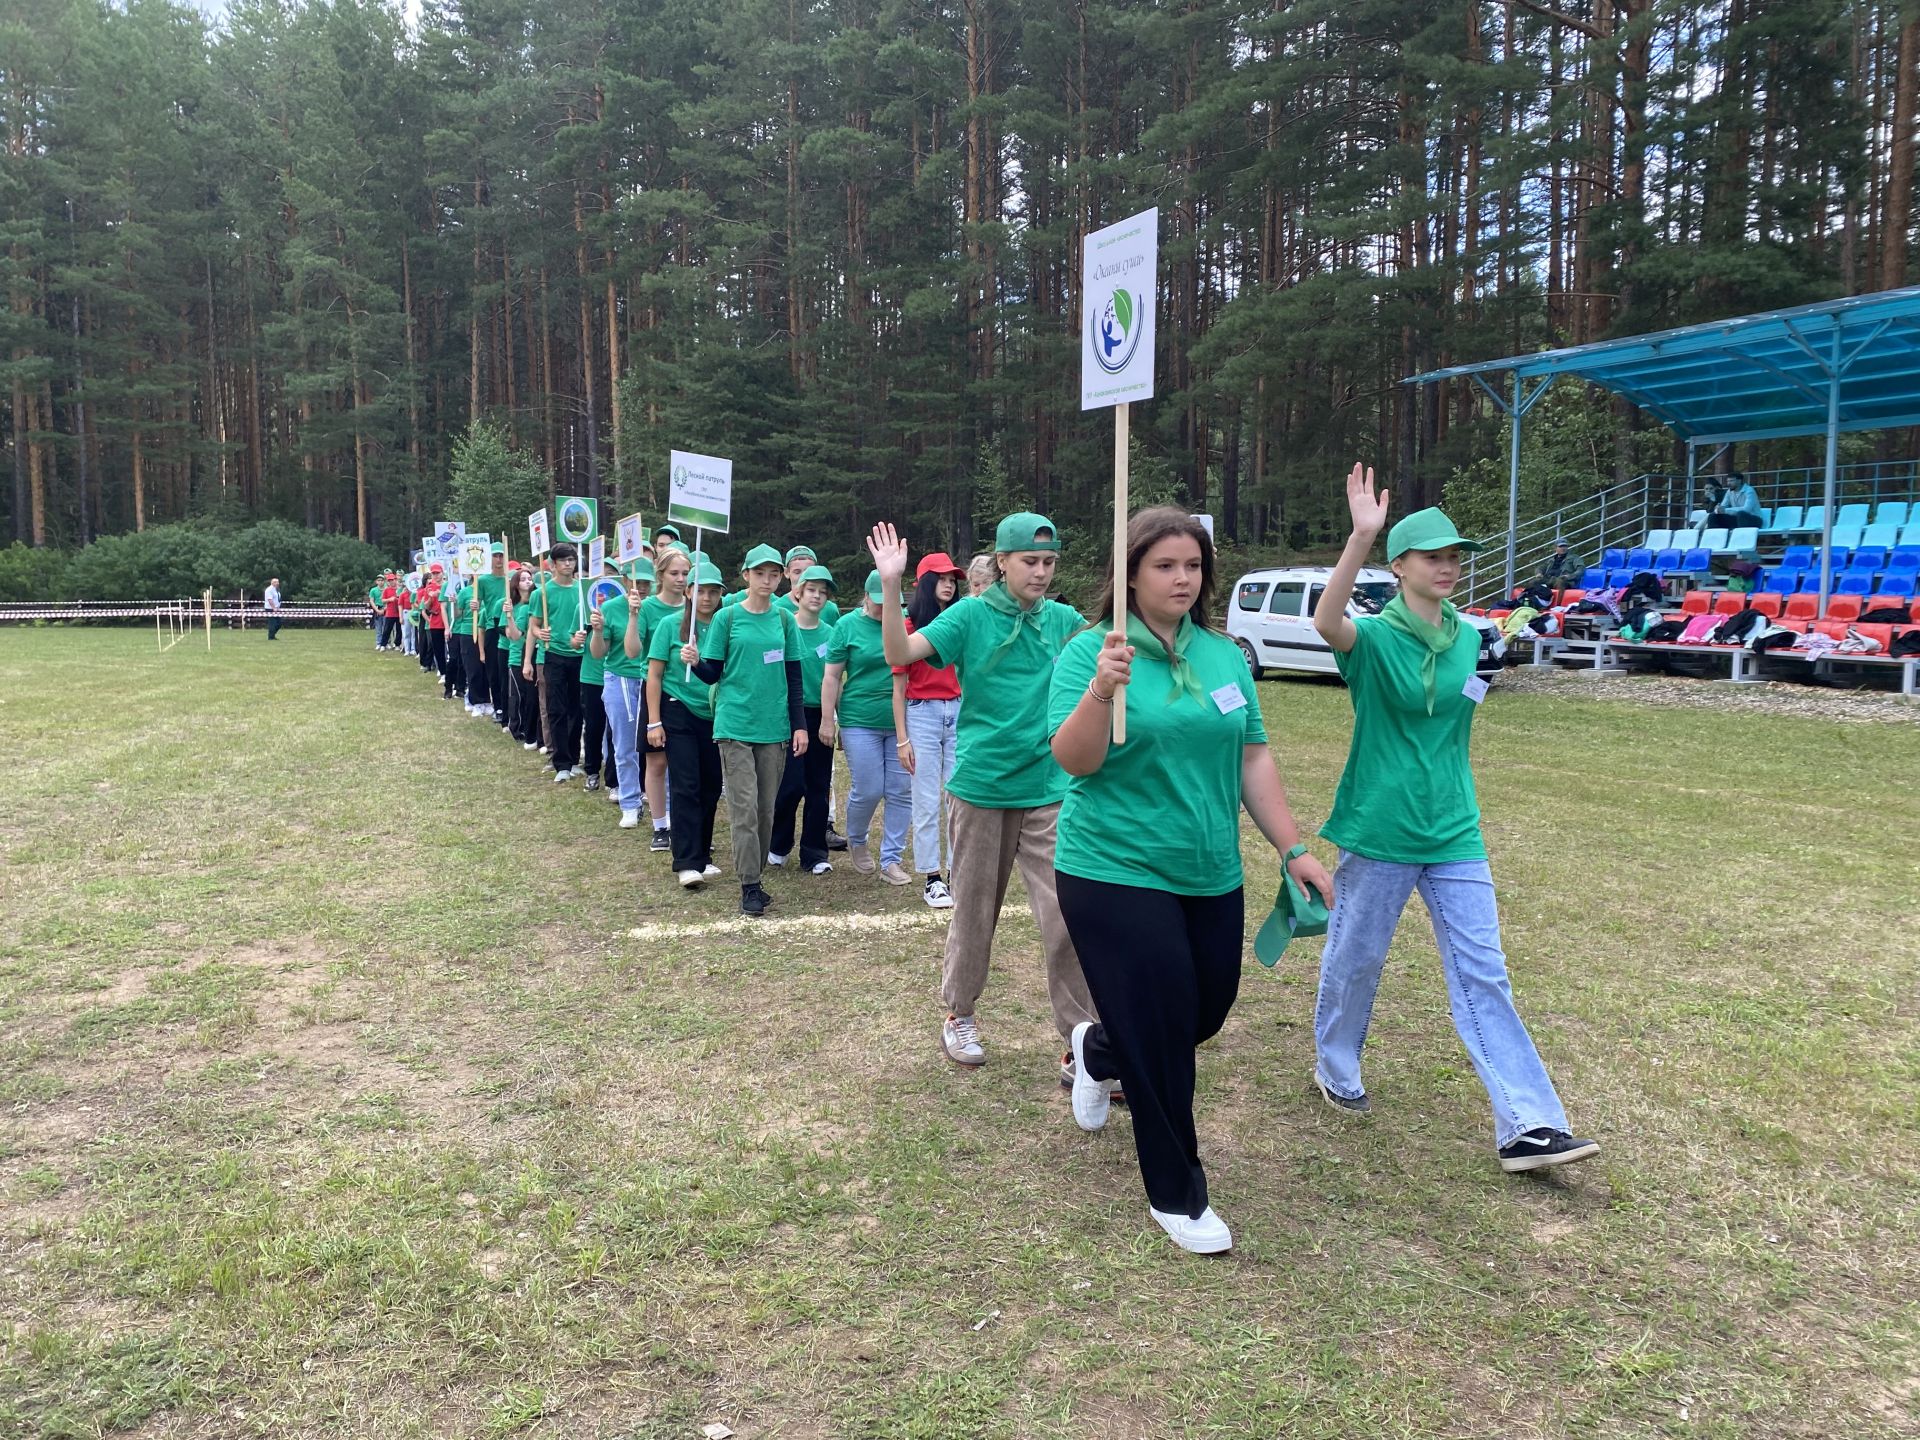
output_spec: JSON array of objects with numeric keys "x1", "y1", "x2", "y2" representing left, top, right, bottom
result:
[
  {"x1": 486, "y1": 628, "x2": 509, "y2": 725},
  {"x1": 544, "y1": 653, "x2": 583, "y2": 771},
  {"x1": 447, "y1": 632, "x2": 472, "y2": 698},
  {"x1": 508, "y1": 665, "x2": 538, "y2": 742},
  {"x1": 464, "y1": 631, "x2": 493, "y2": 707},
  {"x1": 267, "y1": 614, "x2": 282, "y2": 640},
  {"x1": 425, "y1": 628, "x2": 448, "y2": 680},
  {"x1": 770, "y1": 705, "x2": 832, "y2": 867},
  {"x1": 417, "y1": 622, "x2": 431, "y2": 668},
  {"x1": 1706, "y1": 510, "x2": 1762, "y2": 530},
  {"x1": 1055, "y1": 873, "x2": 1244, "y2": 1221},
  {"x1": 663, "y1": 696, "x2": 722, "y2": 871},
  {"x1": 582, "y1": 681, "x2": 612, "y2": 782}
]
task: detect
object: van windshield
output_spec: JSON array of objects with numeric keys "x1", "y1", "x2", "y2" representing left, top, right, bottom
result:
[{"x1": 1351, "y1": 581, "x2": 1397, "y2": 614}]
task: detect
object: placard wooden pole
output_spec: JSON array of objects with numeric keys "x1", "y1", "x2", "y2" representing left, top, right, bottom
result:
[
  {"x1": 1111, "y1": 402, "x2": 1129, "y2": 744},
  {"x1": 684, "y1": 524, "x2": 703, "y2": 681}
]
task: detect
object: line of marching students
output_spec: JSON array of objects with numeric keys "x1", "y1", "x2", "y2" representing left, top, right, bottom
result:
[{"x1": 377, "y1": 485, "x2": 1598, "y2": 1257}]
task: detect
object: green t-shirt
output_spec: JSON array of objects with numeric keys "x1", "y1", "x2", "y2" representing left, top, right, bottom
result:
[
  {"x1": 508, "y1": 601, "x2": 532, "y2": 667},
  {"x1": 368, "y1": 584, "x2": 383, "y2": 608},
  {"x1": 580, "y1": 640, "x2": 604, "y2": 687},
  {"x1": 827, "y1": 610, "x2": 896, "y2": 732},
  {"x1": 777, "y1": 592, "x2": 841, "y2": 628},
  {"x1": 698, "y1": 602, "x2": 802, "y2": 743},
  {"x1": 477, "y1": 574, "x2": 507, "y2": 628},
  {"x1": 640, "y1": 595, "x2": 687, "y2": 646},
  {"x1": 792, "y1": 616, "x2": 831, "y2": 707},
  {"x1": 648, "y1": 615, "x2": 714, "y2": 721},
  {"x1": 594, "y1": 594, "x2": 651, "y2": 680},
  {"x1": 918, "y1": 591, "x2": 1084, "y2": 809},
  {"x1": 1323, "y1": 614, "x2": 1486, "y2": 864},
  {"x1": 537, "y1": 578, "x2": 586, "y2": 658},
  {"x1": 1048, "y1": 624, "x2": 1267, "y2": 895}
]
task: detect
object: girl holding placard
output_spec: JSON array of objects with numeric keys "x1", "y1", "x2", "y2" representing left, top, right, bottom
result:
[
  {"x1": 647, "y1": 561, "x2": 727, "y2": 887},
  {"x1": 769, "y1": 564, "x2": 838, "y2": 874},
  {"x1": 638, "y1": 548, "x2": 690, "y2": 851}
]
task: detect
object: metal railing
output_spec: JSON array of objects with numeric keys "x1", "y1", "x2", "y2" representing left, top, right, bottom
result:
[{"x1": 1462, "y1": 475, "x2": 1653, "y2": 609}]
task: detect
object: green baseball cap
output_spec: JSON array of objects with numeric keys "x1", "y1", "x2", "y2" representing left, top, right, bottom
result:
[
  {"x1": 694, "y1": 561, "x2": 726, "y2": 587},
  {"x1": 1386, "y1": 507, "x2": 1485, "y2": 561},
  {"x1": 1253, "y1": 869, "x2": 1330, "y2": 968},
  {"x1": 653, "y1": 523, "x2": 682, "y2": 542},
  {"x1": 994, "y1": 511, "x2": 1061, "y2": 553},
  {"x1": 798, "y1": 563, "x2": 836, "y2": 591},
  {"x1": 489, "y1": 541, "x2": 505, "y2": 555},
  {"x1": 863, "y1": 569, "x2": 886, "y2": 603},
  {"x1": 623, "y1": 557, "x2": 656, "y2": 583},
  {"x1": 784, "y1": 544, "x2": 816, "y2": 565},
  {"x1": 742, "y1": 543, "x2": 785, "y2": 572}
]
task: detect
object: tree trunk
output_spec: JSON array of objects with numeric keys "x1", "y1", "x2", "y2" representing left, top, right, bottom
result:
[{"x1": 1884, "y1": 12, "x2": 1919, "y2": 289}]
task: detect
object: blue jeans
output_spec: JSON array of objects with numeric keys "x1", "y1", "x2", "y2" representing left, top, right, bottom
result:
[
  {"x1": 1313, "y1": 852, "x2": 1569, "y2": 1147},
  {"x1": 842, "y1": 725, "x2": 910, "y2": 867},
  {"x1": 905, "y1": 697, "x2": 958, "y2": 873},
  {"x1": 601, "y1": 674, "x2": 644, "y2": 813}
]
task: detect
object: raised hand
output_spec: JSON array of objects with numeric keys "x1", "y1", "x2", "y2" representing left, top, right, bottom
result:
[
  {"x1": 1345, "y1": 462, "x2": 1390, "y2": 537},
  {"x1": 866, "y1": 522, "x2": 909, "y2": 584}
]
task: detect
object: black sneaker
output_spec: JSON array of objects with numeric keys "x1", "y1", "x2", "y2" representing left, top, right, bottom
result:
[
  {"x1": 650, "y1": 830, "x2": 670, "y2": 852},
  {"x1": 740, "y1": 884, "x2": 770, "y2": 917},
  {"x1": 1498, "y1": 1128, "x2": 1600, "y2": 1173},
  {"x1": 584, "y1": 774, "x2": 601, "y2": 792},
  {"x1": 824, "y1": 828, "x2": 849, "y2": 851},
  {"x1": 1314, "y1": 1072, "x2": 1371, "y2": 1115}
]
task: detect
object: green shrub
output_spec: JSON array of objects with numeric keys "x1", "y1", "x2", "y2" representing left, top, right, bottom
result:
[
  {"x1": 0, "y1": 543, "x2": 71, "y2": 602},
  {"x1": 55, "y1": 522, "x2": 392, "y2": 603}
]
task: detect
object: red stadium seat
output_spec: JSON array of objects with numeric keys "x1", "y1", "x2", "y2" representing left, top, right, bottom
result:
[
  {"x1": 1713, "y1": 592, "x2": 1746, "y2": 615},
  {"x1": 1681, "y1": 591, "x2": 1712, "y2": 615},
  {"x1": 1853, "y1": 623, "x2": 1894, "y2": 650},
  {"x1": 1814, "y1": 619, "x2": 1849, "y2": 641},
  {"x1": 1749, "y1": 594, "x2": 1782, "y2": 617},
  {"x1": 1776, "y1": 617, "x2": 1808, "y2": 633},
  {"x1": 1785, "y1": 594, "x2": 1819, "y2": 621},
  {"x1": 1865, "y1": 595, "x2": 1912, "y2": 616},
  {"x1": 1560, "y1": 589, "x2": 1585, "y2": 605},
  {"x1": 1826, "y1": 596, "x2": 1863, "y2": 622}
]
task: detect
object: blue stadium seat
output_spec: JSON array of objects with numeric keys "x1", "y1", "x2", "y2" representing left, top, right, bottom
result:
[
  {"x1": 1653, "y1": 548, "x2": 1683, "y2": 571},
  {"x1": 1626, "y1": 547, "x2": 1653, "y2": 569},
  {"x1": 1602, "y1": 548, "x2": 1626, "y2": 570},
  {"x1": 1836, "y1": 502, "x2": 1871, "y2": 529},
  {"x1": 1862, "y1": 522, "x2": 1902, "y2": 549},
  {"x1": 1851, "y1": 546, "x2": 1888, "y2": 571},
  {"x1": 1872, "y1": 501, "x2": 1909, "y2": 528},
  {"x1": 1888, "y1": 548, "x2": 1920, "y2": 573},
  {"x1": 1724, "y1": 526, "x2": 1759, "y2": 555},
  {"x1": 1699, "y1": 527, "x2": 1730, "y2": 552},
  {"x1": 1876, "y1": 574, "x2": 1915, "y2": 598},
  {"x1": 1799, "y1": 505, "x2": 1829, "y2": 533},
  {"x1": 1753, "y1": 507, "x2": 1773, "y2": 528},
  {"x1": 1681, "y1": 547, "x2": 1712, "y2": 572},
  {"x1": 1903, "y1": 521, "x2": 1920, "y2": 546},
  {"x1": 1579, "y1": 567, "x2": 1606, "y2": 589},
  {"x1": 1761, "y1": 568, "x2": 1801, "y2": 594},
  {"x1": 1608, "y1": 567, "x2": 1639, "y2": 589},
  {"x1": 1831, "y1": 525, "x2": 1864, "y2": 550},
  {"x1": 1782, "y1": 543, "x2": 1815, "y2": 567},
  {"x1": 1836, "y1": 573, "x2": 1873, "y2": 596},
  {"x1": 1763, "y1": 505, "x2": 1803, "y2": 535},
  {"x1": 1644, "y1": 529, "x2": 1672, "y2": 551}
]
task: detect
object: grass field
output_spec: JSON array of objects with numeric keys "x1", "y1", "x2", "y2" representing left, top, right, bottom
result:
[{"x1": 1, "y1": 627, "x2": 1916, "y2": 1440}]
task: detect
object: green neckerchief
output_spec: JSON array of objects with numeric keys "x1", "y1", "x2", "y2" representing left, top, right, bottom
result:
[
  {"x1": 1378, "y1": 593, "x2": 1459, "y2": 715},
  {"x1": 978, "y1": 580, "x2": 1047, "y2": 671},
  {"x1": 1125, "y1": 611, "x2": 1206, "y2": 708}
]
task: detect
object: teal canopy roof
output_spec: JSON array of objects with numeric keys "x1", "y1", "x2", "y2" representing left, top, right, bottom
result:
[{"x1": 1406, "y1": 288, "x2": 1920, "y2": 445}]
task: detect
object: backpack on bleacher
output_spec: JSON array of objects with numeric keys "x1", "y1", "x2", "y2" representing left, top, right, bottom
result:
[
  {"x1": 1891, "y1": 630, "x2": 1920, "y2": 658},
  {"x1": 1622, "y1": 572, "x2": 1663, "y2": 607},
  {"x1": 1643, "y1": 619, "x2": 1685, "y2": 642}
]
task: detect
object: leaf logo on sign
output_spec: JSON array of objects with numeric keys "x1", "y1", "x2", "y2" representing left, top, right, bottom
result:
[{"x1": 1091, "y1": 287, "x2": 1143, "y2": 375}]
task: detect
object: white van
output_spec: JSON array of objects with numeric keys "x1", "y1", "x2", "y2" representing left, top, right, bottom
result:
[{"x1": 1226, "y1": 566, "x2": 1503, "y2": 680}]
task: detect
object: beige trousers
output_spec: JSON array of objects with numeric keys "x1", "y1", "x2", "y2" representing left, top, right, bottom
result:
[{"x1": 719, "y1": 739, "x2": 787, "y2": 887}]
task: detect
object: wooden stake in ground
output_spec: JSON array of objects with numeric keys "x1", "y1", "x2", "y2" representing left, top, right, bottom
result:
[
  {"x1": 1112, "y1": 403, "x2": 1131, "y2": 742},
  {"x1": 203, "y1": 589, "x2": 212, "y2": 651}
]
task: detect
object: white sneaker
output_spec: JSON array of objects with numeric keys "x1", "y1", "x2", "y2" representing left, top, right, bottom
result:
[
  {"x1": 553, "y1": 769, "x2": 572, "y2": 783},
  {"x1": 923, "y1": 877, "x2": 954, "y2": 909},
  {"x1": 942, "y1": 1013, "x2": 985, "y2": 1066},
  {"x1": 766, "y1": 851, "x2": 788, "y2": 867},
  {"x1": 1149, "y1": 1205, "x2": 1232, "y2": 1255},
  {"x1": 808, "y1": 861, "x2": 833, "y2": 875},
  {"x1": 1069, "y1": 1021, "x2": 1114, "y2": 1132},
  {"x1": 849, "y1": 843, "x2": 875, "y2": 874},
  {"x1": 879, "y1": 861, "x2": 911, "y2": 886},
  {"x1": 701, "y1": 864, "x2": 721, "y2": 878},
  {"x1": 538, "y1": 745, "x2": 550, "y2": 755},
  {"x1": 523, "y1": 741, "x2": 538, "y2": 750},
  {"x1": 463, "y1": 703, "x2": 476, "y2": 715},
  {"x1": 620, "y1": 810, "x2": 640, "y2": 829},
  {"x1": 677, "y1": 869, "x2": 704, "y2": 889}
]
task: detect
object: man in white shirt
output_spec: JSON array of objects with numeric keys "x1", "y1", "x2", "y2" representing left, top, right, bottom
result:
[{"x1": 264, "y1": 578, "x2": 283, "y2": 641}]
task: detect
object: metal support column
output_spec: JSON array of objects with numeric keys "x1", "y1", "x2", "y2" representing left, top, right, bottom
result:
[
  {"x1": 1817, "y1": 326, "x2": 1841, "y2": 616},
  {"x1": 1506, "y1": 371, "x2": 1523, "y2": 597}
]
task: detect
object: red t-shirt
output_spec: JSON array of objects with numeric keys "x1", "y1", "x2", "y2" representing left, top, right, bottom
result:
[
  {"x1": 424, "y1": 585, "x2": 445, "y2": 630},
  {"x1": 895, "y1": 616, "x2": 960, "y2": 701},
  {"x1": 382, "y1": 586, "x2": 400, "y2": 618}
]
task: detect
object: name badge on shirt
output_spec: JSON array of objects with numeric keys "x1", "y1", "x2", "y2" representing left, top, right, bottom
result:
[
  {"x1": 816, "y1": 642, "x2": 829, "y2": 659},
  {"x1": 1462, "y1": 676, "x2": 1489, "y2": 704},
  {"x1": 762, "y1": 647, "x2": 785, "y2": 665},
  {"x1": 1210, "y1": 683, "x2": 1248, "y2": 715}
]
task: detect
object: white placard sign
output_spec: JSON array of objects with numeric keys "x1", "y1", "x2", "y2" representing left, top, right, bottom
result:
[
  {"x1": 528, "y1": 508, "x2": 551, "y2": 556},
  {"x1": 1080, "y1": 206, "x2": 1159, "y2": 410},
  {"x1": 1191, "y1": 513, "x2": 1215, "y2": 541},
  {"x1": 615, "y1": 513, "x2": 645, "y2": 564},
  {"x1": 668, "y1": 450, "x2": 734, "y2": 534}
]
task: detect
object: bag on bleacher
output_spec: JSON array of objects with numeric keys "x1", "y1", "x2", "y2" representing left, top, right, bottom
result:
[
  {"x1": 1622, "y1": 572, "x2": 1664, "y2": 606},
  {"x1": 1714, "y1": 608, "x2": 1764, "y2": 645},
  {"x1": 1753, "y1": 629, "x2": 1799, "y2": 653},
  {"x1": 1860, "y1": 605, "x2": 1911, "y2": 624},
  {"x1": 1891, "y1": 630, "x2": 1920, "y2": 658},
  {"x1": 1643, "y1": 620, "x2": 1685, "y2": 642}
]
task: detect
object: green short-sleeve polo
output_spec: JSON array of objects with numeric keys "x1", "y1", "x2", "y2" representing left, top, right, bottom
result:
[
  {"x1": 826, "y1": 611, "x2": 894, "y2": 731},
  {"x1": 648, "y1": 615, "x2": 714, "y2": 720},
  {"x1": 699, "y1": 603, "x2": 801, "y2": 743}
]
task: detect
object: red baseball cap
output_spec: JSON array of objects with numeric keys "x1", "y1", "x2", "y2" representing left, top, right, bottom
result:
[
  {"x1": 429, "y1": 563, "x2": 444, "y2": 574},
  {"x1": 915, "y1": 552, "x2": 965, "y2": 580}
]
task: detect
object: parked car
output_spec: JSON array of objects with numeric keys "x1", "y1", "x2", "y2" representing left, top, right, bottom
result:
[{"x1": 1225, "y1": 565, "x2": 1504, "y2": 680}]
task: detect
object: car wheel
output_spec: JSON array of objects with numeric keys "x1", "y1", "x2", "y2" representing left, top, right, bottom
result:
[{"x1": 1235, "y1": 636, "x2": 1263, "y2": 680}]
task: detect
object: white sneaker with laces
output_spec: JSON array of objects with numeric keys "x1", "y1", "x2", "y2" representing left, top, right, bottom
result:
[
  {"x1": 808, "y1": 861, "x2": 833, "y2": 875},
  {"x1": 923, "y1": 877, "x2": 954, "y2": 909},
  {"x1": 1069, "y1": 1021, "x2": 1114, "y2": 1131},
  {"x1": 1149, "y1": 1205, "x2": 1233, "y2": 1255},
  {"x1": 620, "y1": 810, "x2": 640, "y2": 829},
  {"x1": 701, "y1": 864, "x2": 721, "y2": 878},
  {"x1": 553, "y1": 769, "x2": 572, "y2": 783},
  {"x1": 523, "y1": 741, "x2": 538, "y2": 750},
  {"x1": 766, "y1": 851, "x2": 787, "y2": 867},
  {"x1": 677, "y1": 869, "x2": 704, "y2": 889},
  {"x1": 942, "y1": 1013, "x2": 985, "y2": 1066}
]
